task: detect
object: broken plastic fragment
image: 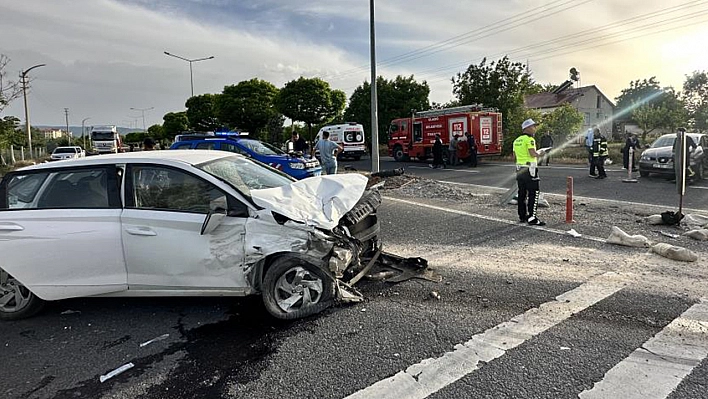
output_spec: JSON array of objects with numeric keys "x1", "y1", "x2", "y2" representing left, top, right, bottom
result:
[
  {"x1": 566, "y1": 229, "x2": 581, "y2": 238},
  {"x1": 429, "y1": 291, "x2": 441, "y2": 300},
  {"x1": 560, "y1": 346, "x2": 571, "y2": 351},
  {"x1": 99, "y1": 362, "x2": 134, "y2": 383},
  {"x1": 60, "y1": 310, "x2": 81, "y2": 315},
  {"x1": 139, "y1": 333, "x2": 170, "y2": 348}
]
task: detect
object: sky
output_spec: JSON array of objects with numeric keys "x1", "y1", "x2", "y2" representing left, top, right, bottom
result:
[{"x1": 1, "y1": 0, "x2": 708, "y2": 129}]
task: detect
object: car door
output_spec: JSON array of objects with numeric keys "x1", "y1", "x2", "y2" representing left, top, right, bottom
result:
[
  {"x1": 0, "y1": 165, "x2": 127, "y2": 300},
  {"x1": 121, "y1": 163, "x2": 250, "y2": 292}
]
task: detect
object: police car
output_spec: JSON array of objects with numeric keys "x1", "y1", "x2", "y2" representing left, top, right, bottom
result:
[{"x1": 170, "y1": 132, "x2": 321, "y2": 180}]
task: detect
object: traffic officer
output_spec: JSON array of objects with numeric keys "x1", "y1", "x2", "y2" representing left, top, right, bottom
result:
[{"x1": 513, "y1": 119, "x2": 547, "y2": 226}]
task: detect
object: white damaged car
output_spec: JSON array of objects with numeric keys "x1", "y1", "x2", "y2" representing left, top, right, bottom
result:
[{"x1": 0, "y1": 150, "x2": 393, "y2": 320}]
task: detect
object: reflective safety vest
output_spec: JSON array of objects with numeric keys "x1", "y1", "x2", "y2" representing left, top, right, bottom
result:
[{"x1": 592, "y1": 136, "x2": 608, "y2": 157}]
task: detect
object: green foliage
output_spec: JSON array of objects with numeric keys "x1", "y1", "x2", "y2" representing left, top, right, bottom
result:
[
  {"x1": 504, "y1": 107, "x2": 543, "y2": 155},
  {"x1": 125, "y1": 131, "x2": 149, "y2": 143},
  {"x1": 162, "y1": 112, "x2": 189, "y2": 141},
  {"x1": 344, "y1": 75, "x2": 430, "y2": 147},
  {"x1": 682, "y1": 71, "x2": 708, "y2": 132},
  {"x1": 614, "y1": 77, "x2": 663, "y2": 121},
  {"x1": 185, "y1": 94, "x2": 222, "y2": 131},
  {"x1": 276, "y1": 77, "x2": 346, "y2": 141},
  {"x1": 217, "y1": 78, "x2": 279, "y2": 139},
  {"x1": 0, "y1": 116, "x2": 23, "y2": 148},
  {"x1": 540, "y1": 103, "x2": 585, "y2": 142},
  {"x1": 264, "y1": 113, "x2": 285, "y2": 145},
  {"x1": 452, "y1": 56, "x2": 535, "y2": 134}
]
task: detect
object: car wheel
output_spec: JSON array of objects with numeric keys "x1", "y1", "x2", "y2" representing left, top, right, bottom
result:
[
  {"x1": 262, "y1": 257, "x2": 333, "y2": 320},
  {"x1": 0, "y1": 269, "x2": 45, "y2": 320},
  {"x1": 639, "y1": 171, "x2": 649, "y2": 177},
  {"x1": 393, "y1": 145, "x2": 405, "y2": 162}
]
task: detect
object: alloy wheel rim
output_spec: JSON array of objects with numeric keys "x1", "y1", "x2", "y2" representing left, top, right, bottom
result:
[
  {"x1": 0, "y1": 270, "x2": 32, "y2": 313},
  {"x1": 273, "y1": 266, "x2": 323, "y2": 313}
]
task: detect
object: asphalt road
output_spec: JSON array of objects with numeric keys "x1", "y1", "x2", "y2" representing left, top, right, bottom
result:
[
  {"x1": 342, "y1": 156, "x2": 708, "y2": 211},
  {"x1": 2, "y1": 196, "x2": 707, "y2": 399}
]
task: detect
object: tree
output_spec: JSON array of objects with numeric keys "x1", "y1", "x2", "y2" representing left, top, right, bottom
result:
[
  {"x1": 682, "y1": 71, "x2": 708, "y2": 132},
  {"x1": 504, "y1": 108, "x2": 543, "y2": 155},
  {"x1": 217, "y1": 78, "x2": 279, "y2": 139},
  {"x1": 540, "y1": 103, "x2": 585, "y2": 142},
  {"x1": 185, "y1": 94, "x2": 222, "y2": 131},
  {"x1": 452, "y1": 56, "x2": 535, "y2": 134},
  {"x1": 0, "y1": 55, "x2": 22, "y2": 113},
  {"x1": 0, "y1": 116, "x2": 23, "y2": 148},
  {"x1": 265, "y1": 113, "x2": 285, "y2": 145},
  {"x1": 276, "y1": 77, "x2": 346, "y2": 141},
  {"x1": 162, "y1": 112, "x2": 188, "y2": 141},
  {"x1": 344, "y1": 75, "x2": 430, "y2": 147},
  {"x1": 614, "y1": 77, "x2": 663, "y2": 122},
  {"x1": 125, "y1": 131, "x2": 148, "y2": 144}
]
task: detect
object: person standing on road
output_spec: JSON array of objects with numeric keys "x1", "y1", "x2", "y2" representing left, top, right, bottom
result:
[
  {"x1": 538, "y1": 131, "x2": 554, "y2": 166},
  {"x1": 591, "y1": 128, "x2": 609, "y2": 179},
  {"x1": 431, "y1": 134, "x2": 445, "y2": 169},
  {"x1": 513, "y1": 119, "x2": 547, "y2": 226},
  {"x1": 586, "y1": 125, "x2": 596, "y2": 175},
  {"x1": 291, "y1": 132, "x2": 309, "y2": 155},
  {"x1": 466, "y1": 132, "x2": 477, "y2": 167},
  {"x1": 142, "y1": 137, "x2": 156, "y2": 151},
  {"x1": 312, "y1": 131, "x2": 343, "y2": 175},
  {"x1": 448, "y1": 134, "x2": 459, "y2": 166},
  {"x1": 622, "y1": 133, "x2": 640, "y2": 170}
]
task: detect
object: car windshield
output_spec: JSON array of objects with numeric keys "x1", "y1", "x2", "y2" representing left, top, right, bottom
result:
[
  {"x1": 652, "y1": 136, "x2": 675, "y2": 148},
  {"x1": 197, "y1": 155, "x2": 293, "y2": 197},
  {"x1": 92, "y1": 132, "x2": 116, "y2": 140},
  {"x1": 239, "y1": 139, "x2": 282, "y2": 156},
  {"x1": 53, "y1": 148, "x2": 78, "y2": 154}
]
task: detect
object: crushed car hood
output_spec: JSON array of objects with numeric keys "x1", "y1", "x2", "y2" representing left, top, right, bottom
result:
[{"x1": 250, "y1": 174, "x2": 369, "y2": 230}]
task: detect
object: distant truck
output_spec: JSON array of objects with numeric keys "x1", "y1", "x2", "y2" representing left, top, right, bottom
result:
[
  {"x1": 315, "y1": 123, "x2": 367, "y2": 160},
  {"x1": 91, "y1": 125, "x2": 123, "y2": 154},
  {"x1": 387, "y1": 105, "x2": 503, "y2": 162}
]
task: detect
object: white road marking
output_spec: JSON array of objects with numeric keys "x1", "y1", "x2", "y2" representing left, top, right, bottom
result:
[
  {"x1": 384, "y1": 196, "x2": 607, "y2": 243},
  {"x1": 579, "y1": 299, "x2": 708, "y2": 399},
  {"x1": 407, "y1": 166, "x2": 480, "y2": 174},
  {"x1": 345, "y1": 272, "x2": 628, "y2": 399},
  {"x1": 436, "y1": 180, "x2": 708, "y2": 214}
]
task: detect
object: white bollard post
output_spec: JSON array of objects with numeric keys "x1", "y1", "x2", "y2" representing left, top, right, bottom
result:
[
  {"x1": 10, "y1": 145, "x2": 16, "y2": 164},
  {"x1": 622, "y1": 147, "x2": 638, "y2": 183}
]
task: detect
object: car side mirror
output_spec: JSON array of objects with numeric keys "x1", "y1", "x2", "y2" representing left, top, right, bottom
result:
[{"x1": 201, "y1": 209, "x2": 226, "y2": 235}]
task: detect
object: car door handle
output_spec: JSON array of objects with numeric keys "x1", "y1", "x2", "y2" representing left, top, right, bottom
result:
[
  {"x1": 125, "y1": 227, "x2": 157, "y2": 236},
  {"x1": 0, "y1": 223, "x2": 24, "y2": 232}
]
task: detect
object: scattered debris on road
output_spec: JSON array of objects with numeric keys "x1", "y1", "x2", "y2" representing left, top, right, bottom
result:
[
  {"x1": 139, "y1": 333, "x2": 170, "y2": 348},
  {"x1": 684, "y1": 229, "x2": 708, "y2": 241},
  {"x1": 651, "y1": 243, "x2": 698, "y2": 262},
  {"x1": 99, "y1": 362, "x2": 134, "y2": 383},
  {"x1": 606, "y1": 226, "x2": 651, "y2": 248}
]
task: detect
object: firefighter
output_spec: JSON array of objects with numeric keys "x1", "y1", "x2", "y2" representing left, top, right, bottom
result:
[
  {"x1": 513, "y1": 119, "x2": 547, "y2": 226},
  {"x1": 430, "y1": 134, "x2": 445, "y2": 169},
  {"x1": 591, "y1": 128, "x2": 608, "y2": 179}
]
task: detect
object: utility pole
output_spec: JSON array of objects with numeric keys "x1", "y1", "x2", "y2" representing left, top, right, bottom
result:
[
  {"x1": 20, "y1": 63, "x2": 46, "y2": 158},
  {"x1": 130, "y1": 107, "x2": 154, "y2": 131},
  {"x1": 369, "y1": 0, "x2": 380, "y2": 173},
  {"x1": 64, "y1": 108, "x2": 70, "y2": 145}
]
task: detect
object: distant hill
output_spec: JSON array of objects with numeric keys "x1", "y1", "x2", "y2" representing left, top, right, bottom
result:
[{"x1": 34, "y1": 125, "x2": 140, "y2": 137}]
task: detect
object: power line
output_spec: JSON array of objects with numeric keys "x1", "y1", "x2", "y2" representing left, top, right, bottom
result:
[{"x1": 325, "y1": 0, "x2": 595, "y2": 81}]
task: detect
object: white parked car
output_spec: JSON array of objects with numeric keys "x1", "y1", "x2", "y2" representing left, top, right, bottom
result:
[
  {"x1": 50, "y1": 146, "x2": 85, "y2": 161},
  {"x1": 0, "y1": 150, "x2": 383, "y2": 320}
]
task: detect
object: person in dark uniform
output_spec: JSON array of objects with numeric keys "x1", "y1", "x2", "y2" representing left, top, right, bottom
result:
[
  {"x1": 591, "y1": 128, "x2": 608, "y2": 179},
  {"x1": 291, "y1": 132, "x2": 309, "y2": 154},
  {"x1": 431, "y1": 134, "x2": 445, "y2": 169},
  {"x1": 538, "y1": 132, "x2": 554, "y2": 166},
  {"x1": 466, "y1": 132, "x2": 477, "y2": 167}
]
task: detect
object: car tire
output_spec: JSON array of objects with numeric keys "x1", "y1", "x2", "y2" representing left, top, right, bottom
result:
[
  {"x1": 393, "y1": 145, "x2": 405, "y2": 162},
  {"x1": 639, "y1": 171, "x2": 649, "y2": 177},
  {"x1": 0, "y1": 269, "x2": 45, "y2": 320},
  {"x1": 262, "y1": 257, "x2": 334, "y2": 320}
]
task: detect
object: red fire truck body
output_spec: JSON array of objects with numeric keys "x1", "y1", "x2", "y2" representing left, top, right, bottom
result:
[{"x1": 387, "y1": 105, "x2": 503, "y2": 162}]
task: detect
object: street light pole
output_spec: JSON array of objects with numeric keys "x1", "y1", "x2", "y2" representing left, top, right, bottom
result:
[
  {"x1": 164, "y1": 51, "x2": 214, "y2": 98},
  {"x1": 20, "y1": 63, "x2": 46, "y2": 158},
  {"x1": 130, "y1": 107, "x2": 154, "y2": 132}
]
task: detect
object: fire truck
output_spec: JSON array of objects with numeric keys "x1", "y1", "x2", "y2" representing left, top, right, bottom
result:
[{"x1": 387, "y1": 104, "x2": 502, "y2": 162}]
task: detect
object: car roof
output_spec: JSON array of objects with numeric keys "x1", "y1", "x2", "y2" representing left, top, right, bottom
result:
[
  {"x1": 19, "y1": 150, "x2": 238, "y2": 171},
  {"x1": 658, "y1": 133, "x2": 704, "y2": 139}
]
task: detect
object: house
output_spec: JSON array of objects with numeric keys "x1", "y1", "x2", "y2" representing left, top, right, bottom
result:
[
  {"x1": 524, "y1": 85, "x2": 615, "y2": 137},
  {"x1": 40, "y1": 129, "x2": 66, "y2": 139}
]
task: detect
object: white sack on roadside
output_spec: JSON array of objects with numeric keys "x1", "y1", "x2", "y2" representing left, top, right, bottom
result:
[
  {"x1": 250, "y1": 174, "x2": 368, "y2": 230},
  {"x1": 646, "y1": 215, "x2": 664, "y2": 225},
  {"x1": 684, "y1": 229, "x2": 708, "y2": 241},
  {"x1": 606, "y1": 226, "x2": 651, "y2": 248},
  {"x1": 651, "y1": 243, "x2": 698, "y2": 262},
  {"x1": 684, "y1": 214, "x2": 708, "y2": 229}
]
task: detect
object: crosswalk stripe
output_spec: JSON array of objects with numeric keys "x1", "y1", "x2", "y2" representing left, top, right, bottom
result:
[
  {"x1": 579, "y1": 299, "x2": 708, "y2": 399},
  {"x1": 345, "y1": 272, "x2": 628, "y2": 399}
]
